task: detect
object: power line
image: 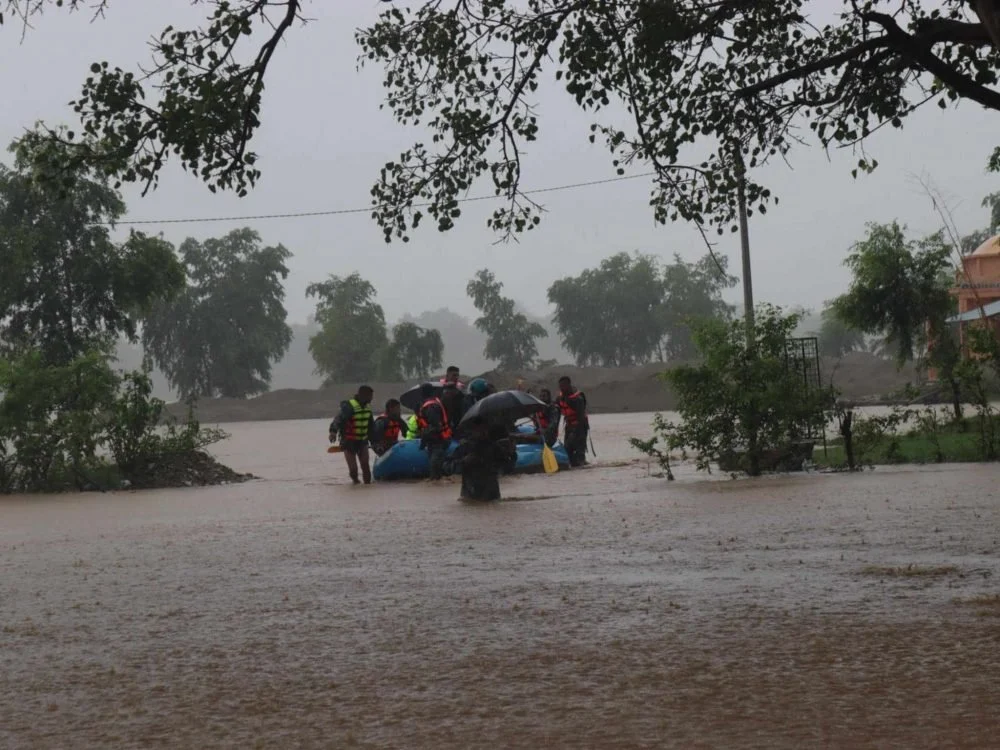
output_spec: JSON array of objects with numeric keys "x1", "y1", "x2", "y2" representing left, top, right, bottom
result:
[{"x1": 99, "y1": 171, "x2": 657, "y2": 226}]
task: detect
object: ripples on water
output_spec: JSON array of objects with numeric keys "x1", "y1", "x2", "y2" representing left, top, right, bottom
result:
[{"x1": 2, "y1": 414, "x2": 1000, "y2": 748}]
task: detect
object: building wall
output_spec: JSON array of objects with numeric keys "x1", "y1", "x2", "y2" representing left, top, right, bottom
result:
[{"x1": 955, "y1": 254, "x2": 1000, "y2": 313}]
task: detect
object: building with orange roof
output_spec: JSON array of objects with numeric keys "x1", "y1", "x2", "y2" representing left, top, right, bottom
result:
[{"x1": 929, "y1": 234, "x2": 1000, "y2": 380}]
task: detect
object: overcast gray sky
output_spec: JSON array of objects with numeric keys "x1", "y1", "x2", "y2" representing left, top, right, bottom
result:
[{"x1": 2, "y1": 1, "x2": 997, "y2": 325}]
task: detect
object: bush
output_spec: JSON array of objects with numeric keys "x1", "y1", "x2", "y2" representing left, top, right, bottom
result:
[
  {"x1": 635, "y1": 306, "x2": 831, "y2": 476},
  {"x1": 0, "y1": 350, "x2": 230, "y2": 493}
]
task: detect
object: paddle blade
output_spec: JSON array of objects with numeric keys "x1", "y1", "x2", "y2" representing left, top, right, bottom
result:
[
  {"x1": 327, "y1": 445, "x2": 343, "y2": 454},
  {"x1": 542, "y1": 444, "x2": 559, "y2": 474}
]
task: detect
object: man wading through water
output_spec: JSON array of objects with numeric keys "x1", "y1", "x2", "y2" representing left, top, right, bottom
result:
[
  {"x1": 557, "y1": 376, "x2": 590, "y2": 467},
  {"x1": 329, "y1": 385, "x2": 375, "y2": 484}
]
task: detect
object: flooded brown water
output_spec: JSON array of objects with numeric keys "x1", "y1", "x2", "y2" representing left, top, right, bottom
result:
[{"x1": 3, "y1": 413, "x2": 1000, "y2": 748}]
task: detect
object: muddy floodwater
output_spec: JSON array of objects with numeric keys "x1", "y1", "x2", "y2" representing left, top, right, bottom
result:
[{"x1": 3, "y1": 413, "x2": 1000, "y2": 749}]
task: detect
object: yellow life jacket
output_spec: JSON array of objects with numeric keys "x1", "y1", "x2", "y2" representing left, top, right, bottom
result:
[{"x1": 343, "y1": 398, "x2": 372, "y2": 441}]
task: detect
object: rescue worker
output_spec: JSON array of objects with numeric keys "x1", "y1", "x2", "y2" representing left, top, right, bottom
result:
[
  {"x1": 370, "y1": 398, "x2": 408, "y2": 457},
  {"x1": 557, "y1": 376, "x2": 589, "y2": 467},
  {"x1": 462, "y1": 377, "x2": 490, "y2": 415},
  {"x1": 405, "y1": 413, "x2": 420, "y2": 439},
  {"x1": 416, "y1": 382, "x2": 452, "y2": 479},
  {"x1": 329, "y1": 385, "x2": 375, "y2": 484},
  {"x1": 441, "y1": 381, "x2": 465, "y2": 432},
  {"x1": 533, "y1": 387, "x2": 560, "y2": 447},
  {"x1": 439, "y1": 365, "x2": 464, "y2": 389}
]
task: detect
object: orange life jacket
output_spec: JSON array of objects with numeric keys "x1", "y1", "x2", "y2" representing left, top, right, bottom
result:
[
  {"x1": 379, "y1": 413, "x2": 403, "y2": 443},
  {"x1": 417, "y1": 397, "x2": 453, "y2": 440},
  {"x1": 557, "y1": 391, "x2": 585, "y2": 427},
  {"x1": 535, "y1": 407, "x2": 552, "y2": 431}
]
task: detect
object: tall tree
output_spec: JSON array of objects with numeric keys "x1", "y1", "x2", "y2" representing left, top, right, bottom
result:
[
  {"x1": 10, "y1": 3, "x2": 1000, "y2": 240},
  {"x1": 0, "y1": 138, "x2": 183, "y2": 365},
  {"x1": 548, "y1": 253, "x2": 665, "y2": 367},
  {"x1": 832, "y1": 222, "x2": 954, "y2": 367},
  {"x1": 659, "y1": 254, "x2": 736, "y2": 361},
  {"x1": 466, "y1": 269, "x2": 546, "y2": 370},
  {"x1": 307, "y1": 273, "x2": 390, "y2": 385},
  {"x1": 142, "y1": 228, "x2": 292, "y2": 399},
  {"x1": 355, "y1": 2, "x2": 1000, "y2": 243},
  {"x1": 389, "y1": 322, "x2": 444, "y2": 380},
  {"x1": 813, "y1": 305, "x2": 866, "y2": 359}
]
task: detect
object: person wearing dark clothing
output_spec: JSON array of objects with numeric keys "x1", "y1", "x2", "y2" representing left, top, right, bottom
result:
[
  {"x1": 417, "y1": 382, "x2": 453, "y2": 479},
  {"x1": 557, "y1": 376, "x2": 589, "y2": 467},
  {"x1": 439, "y1": 365, "x2": 465, "y2": 389},
  {"x1": 370, "y1": 398, "x2": 408, "y2": 457},
  {"x1": 329, "y1": 385, "x2": 375, "y2": 484},
  {"x1": 460, "y1": 377, "x2": 489, "y2": 419},
  {"x1": 533, "y1": 387, "x2": 561, "y2": 447},
  {"x1": 487, "y1": 422, "x2": 519, "y2": 474},
  {"x1": 440, "y1": 382, "x2": 465, "y2": 431},
  {"x1": 454, "y1": 418, "x2": 515, "y2": 501}
]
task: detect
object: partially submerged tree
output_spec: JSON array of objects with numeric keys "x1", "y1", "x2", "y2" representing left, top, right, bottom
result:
[
  {"x1": 651, "y1": 305, "x2": 830, "y2": 477},
  {"x1": 467, "y1": 269, "x2": 546, "y2": 370},
  {"x1": 142, "y1": 228, "x2": 292, "y2": 399}
]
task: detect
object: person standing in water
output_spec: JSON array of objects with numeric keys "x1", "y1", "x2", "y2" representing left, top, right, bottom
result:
[
  {"x1": 416, "y1": 382, "x2": 452, "y2": 479},
  {"x1": 557, "y1": 376, "x2": 589, "y2": 467},
  {"x1": 370, "y1": 398, "x2": 408, "y2": 457},
  {"x1": 453, "y1": 416, "x2": 514, "y2": 501},
  {"x1": 329, "y1": 385, "x2": 375, "y2": 484}
]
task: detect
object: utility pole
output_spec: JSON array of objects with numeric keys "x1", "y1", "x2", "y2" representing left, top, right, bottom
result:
[{"x1": 735, "y1": 150, "x2": 755, "y2": 349}]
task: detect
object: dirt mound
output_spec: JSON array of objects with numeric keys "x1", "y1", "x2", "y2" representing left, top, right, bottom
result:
[
  {"x1": 167, "y1": 354, "x2": 917, "y2": 425},
  {"x1": 124, "y1": 450, "x2": 255, "y2": 490}
]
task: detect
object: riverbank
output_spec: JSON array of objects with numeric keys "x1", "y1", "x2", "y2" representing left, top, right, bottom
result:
[{"x1": 167, "y1": 351, "x2": 922, "y2": 424}]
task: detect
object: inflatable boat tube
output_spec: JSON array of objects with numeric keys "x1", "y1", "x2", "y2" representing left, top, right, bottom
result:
[{"x1": 372, "y1": 437, "x2": 569, "y2": 481}]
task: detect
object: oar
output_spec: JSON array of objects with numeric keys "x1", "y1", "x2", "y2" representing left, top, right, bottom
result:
[{"x1": 541, "y1": 443, "x2": 559, "y2": 474}]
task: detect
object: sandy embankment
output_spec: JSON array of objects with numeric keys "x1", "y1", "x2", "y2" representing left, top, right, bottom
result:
[{"x1": 166, "y1": 351, "x2": 918, "y2": 424}]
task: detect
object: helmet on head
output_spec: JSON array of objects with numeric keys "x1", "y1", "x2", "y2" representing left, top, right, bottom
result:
[{"x1": 468, "y1": 377, "x2": 488, "y2": 395}]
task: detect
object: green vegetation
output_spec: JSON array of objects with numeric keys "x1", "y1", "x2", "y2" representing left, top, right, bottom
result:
[
  {"x1": 142, "y1": 228, "x2": 294, "y2": 400},
  {"x1": 307, "y1": 273, "x2": 446, "y2": 383},
  {"x1": 358, "y1": 2, "x2": 1000, "y2": 244},
  {"x1": 816, "y1": 416, "x2": 989, "y2": 468},
  {"x1": 0, "y1": 139, "x2": 244, "y2": 494},
  {"x1": 0, "y1": 352, "x2": 237, "y2": 494},
  {"x1": 631, "y1": 306, "x2": 831, "y2": 477},
  {"x1": 547, "y1": 252, "x2": 735, "y2": 366},
  {"x1": 467, "y1": 269, "x2": 547, "y2": 371}
]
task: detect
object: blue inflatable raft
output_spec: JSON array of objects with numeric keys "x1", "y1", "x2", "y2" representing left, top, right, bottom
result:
[{"x1": 372, "y1": 436, "x2": 570, "y2": 481}]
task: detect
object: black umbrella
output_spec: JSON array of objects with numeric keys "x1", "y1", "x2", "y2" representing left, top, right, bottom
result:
[
  {"x1": 399, "y1": 383, "x2": 443, "y2": 412},
  {"x1": 457, "y1": 389, "x2": 546, "y2": 431}
]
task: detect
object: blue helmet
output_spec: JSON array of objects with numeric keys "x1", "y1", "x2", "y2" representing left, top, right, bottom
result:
[{"x1": 468, "y1": 377, "x2": 488, "y2": 395}]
